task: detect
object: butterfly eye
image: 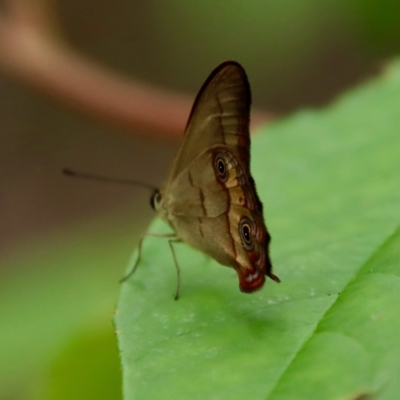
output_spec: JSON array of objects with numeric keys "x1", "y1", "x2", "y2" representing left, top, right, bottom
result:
[
  {"x1": 150, "y1": 190, "x2": 161, "y2": 210},
  {"x1": 239, "y1": 217, "x2": 254, "y2": 250},
  {"x1": 214, "y1": 154, "x2": 228, "y2": 182}
]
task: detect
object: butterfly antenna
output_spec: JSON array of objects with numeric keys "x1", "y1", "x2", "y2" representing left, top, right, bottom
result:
[{"x1": 63, "y1": 168, "x2": 158, "y2": 192}]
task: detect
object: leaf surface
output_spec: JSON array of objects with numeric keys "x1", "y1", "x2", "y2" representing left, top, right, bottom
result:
[{"x1": 116, "y1": 61, "x2": 400, "y2": 400}]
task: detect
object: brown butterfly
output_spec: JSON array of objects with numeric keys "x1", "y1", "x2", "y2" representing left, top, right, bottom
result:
[
  {"x1": 64, "y1": 62, "x2": 280, "y2": 298},
  {"x1": 126, "y1": 61, "x2": 280, "y2": 298}
]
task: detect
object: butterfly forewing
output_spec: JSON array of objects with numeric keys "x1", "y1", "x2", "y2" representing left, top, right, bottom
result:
[{"x1": 166, "y1": 62, "x2": 251, "y2": 186}]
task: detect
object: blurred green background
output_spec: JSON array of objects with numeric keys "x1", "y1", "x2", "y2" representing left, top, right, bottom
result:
[{"x1": 1, "y1": 1, "x2": 400, "y2": 399}]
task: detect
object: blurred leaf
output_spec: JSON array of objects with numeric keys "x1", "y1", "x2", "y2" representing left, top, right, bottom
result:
[
  {"x1": 0, "y1": 214, "x2": 137, "y2": 399},
  {"x1": 38, "y1": 319, "x2": 121, "y2": 400},
  {"x1": 351, "y1": 0, "x2": 400, "y2": 54},
  {"x1": 116, "y1": 59, "x2": 400, "y2": 399}
]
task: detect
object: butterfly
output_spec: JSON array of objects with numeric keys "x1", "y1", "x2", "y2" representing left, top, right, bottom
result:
[{"x1": 123, "y1": 61, "x2": 280, "y2": 299}]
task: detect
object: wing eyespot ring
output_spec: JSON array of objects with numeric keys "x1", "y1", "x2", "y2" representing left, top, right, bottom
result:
[
  {"x1": 239, "y1": 217, "x2": 254, "y2": 250},
  {"x1": 213, "y1": 153, "x2": 229, "y2": 182}
]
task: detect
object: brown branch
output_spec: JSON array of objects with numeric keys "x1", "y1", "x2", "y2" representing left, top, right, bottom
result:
[{"x1": 0, "y1": 0, "x2": 273, "y2": 140}]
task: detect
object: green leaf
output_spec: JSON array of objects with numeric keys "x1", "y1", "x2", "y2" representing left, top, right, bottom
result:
[
  {"x1": 38, "y1": 319, "x2": 121, "y2": 400},
  {"x1": 0, "y1": 216, "x2": 135, "y2": 399},
  {"x1": 116, "y1": 60, "x2": 400, "y2": 399}
]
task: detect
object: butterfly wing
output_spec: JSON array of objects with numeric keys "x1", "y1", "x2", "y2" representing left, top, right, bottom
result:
[
  {"x1": 159, "y1": 62, "x2": 279, "y2": 293},
  {"x1": 166, "y1": 61, "x2": 251, "y2": 184}
]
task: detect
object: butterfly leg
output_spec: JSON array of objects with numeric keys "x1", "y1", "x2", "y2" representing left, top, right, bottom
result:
[
  {"x1": 120, "y1": 232, "x2": 177, "y2": 283},
  {"x1": 168, "y1": 239, "x2": 182, "y2": 300},
  {"x1": 119, "y1": 235, "x2": 145, "y2": 283}
]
